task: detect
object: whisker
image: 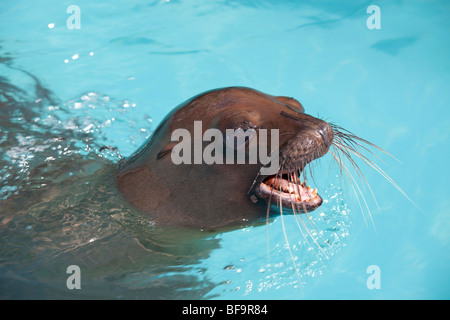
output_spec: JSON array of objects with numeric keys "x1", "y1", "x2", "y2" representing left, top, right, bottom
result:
[
  {"x1": 330, "y1": 123, "x2": 402, "y2": 163},
  {"x1": 296, "y1": 208, "x2": 329, "y2": 260},
  {"x1": 331, "y1": 124, "x2": 422, "y2": 216},
  {"x1": 333, "y1": 133, "x2": 421, "y2": 212},
  {"x1": 288, "y1": 176, "x2": 317, "y2": 258},
  {"x1": 344, "y1": 145, "x2": 420, "y2": 211},
  {"x1": 331, "y1": 145, "x2": 347, "y2": 195},
  {"x1": 333, "y1": 143, "x2": 380, "y2": 210},
  {"x1": 265, "y1": 163, "x2": 284, "y2": 265},
  {"x1": 329, "y1": 149, "x2": 376, "y2": 230},
  {"x1": 289, "y1": 168, "x2": 320, "y2": 238},
  {"x1": 288, "y1": 168, "x2": 329, "y2": 260},
  {"x1": 333, "y1": 133, "x2": 384, "y2": 164},
  {"x1": 278, "y1": 180, "x2": 302, "y2": 281}
]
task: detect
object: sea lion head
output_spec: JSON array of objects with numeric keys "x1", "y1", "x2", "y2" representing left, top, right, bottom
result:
[{"x1": 116, "y1": 87, "x2": 337, "y2": 229}]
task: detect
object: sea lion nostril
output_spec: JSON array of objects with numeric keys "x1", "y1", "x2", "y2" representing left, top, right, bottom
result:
[{"x1": 318, "y1": 128, "x2": 329, "y2": 148}]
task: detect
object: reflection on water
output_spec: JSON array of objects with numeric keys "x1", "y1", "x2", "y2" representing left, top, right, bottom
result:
[{"x1": 0, "y1": 63, "x2": 224, "y2": 299}]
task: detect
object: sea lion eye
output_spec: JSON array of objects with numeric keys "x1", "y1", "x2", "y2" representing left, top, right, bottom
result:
[
  {"x1": 225, "y1": 127, "x2": 256, "y2": 149},
  {"x1": 280, "y1": 110, "x2": 302, "y2": 121}
]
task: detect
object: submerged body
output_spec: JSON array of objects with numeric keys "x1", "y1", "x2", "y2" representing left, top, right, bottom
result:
[{"x1": 116, "y1": 87, "x2": 334, "y2": 229}]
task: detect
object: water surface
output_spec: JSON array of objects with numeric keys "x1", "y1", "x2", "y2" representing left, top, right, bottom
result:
[{"x1": 0, "y1": 0, "x2": 449, "y2": 299}]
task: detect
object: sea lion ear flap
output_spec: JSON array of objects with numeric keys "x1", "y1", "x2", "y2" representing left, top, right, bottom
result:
[
  {"x1": 275, "y1": 96, "x2": 305, "y2": 113},
  {"x1": 156, "y1": 141, "x2": 178, "y2": 160}
]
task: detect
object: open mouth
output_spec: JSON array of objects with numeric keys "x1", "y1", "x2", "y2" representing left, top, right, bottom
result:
[{"x1": 254, "y1": 171, "x2": 323, "y2": 213}]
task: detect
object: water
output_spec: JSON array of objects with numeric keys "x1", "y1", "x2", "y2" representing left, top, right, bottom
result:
[{"x1": 1, "y1": 0, "x2": 449, "y2": 299}]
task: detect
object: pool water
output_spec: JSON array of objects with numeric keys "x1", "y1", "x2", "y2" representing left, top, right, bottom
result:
[{"x1": 0, "y1": 0, "x2": 449, "y2": 299}]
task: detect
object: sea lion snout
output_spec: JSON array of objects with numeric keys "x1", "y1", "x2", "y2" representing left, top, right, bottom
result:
[{"x1": 277, "y1": 111, "x2": 333, "y2": 169}]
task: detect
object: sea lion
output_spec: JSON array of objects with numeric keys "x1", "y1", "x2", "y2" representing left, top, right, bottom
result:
[{"x1": 116, "y1": 87, "x2": 337, "y2": 229}]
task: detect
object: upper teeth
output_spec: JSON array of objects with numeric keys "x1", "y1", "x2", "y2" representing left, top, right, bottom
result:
[{"x1": 264, "y1": 177, "x2": 319, "y2": 200}]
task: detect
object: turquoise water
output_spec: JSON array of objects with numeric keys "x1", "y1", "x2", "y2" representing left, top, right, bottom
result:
[{"x1": 0, "y1": 0, "x2": 449, "y2": 299}]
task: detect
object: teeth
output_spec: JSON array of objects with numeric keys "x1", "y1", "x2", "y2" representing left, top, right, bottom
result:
[{"x1": 263, "y1": 176, "x2": 319, "y2": 200}]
